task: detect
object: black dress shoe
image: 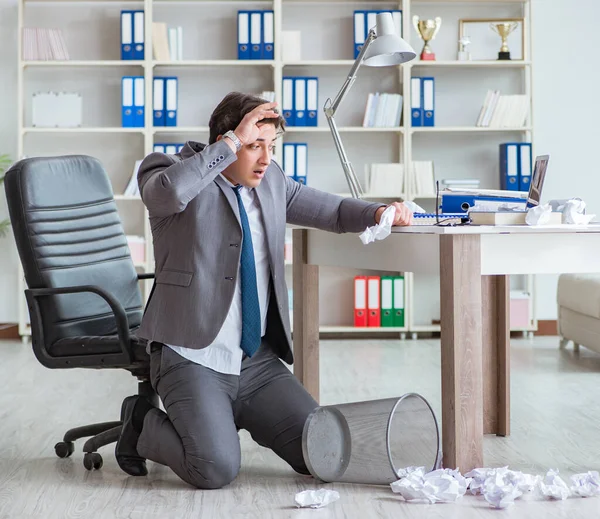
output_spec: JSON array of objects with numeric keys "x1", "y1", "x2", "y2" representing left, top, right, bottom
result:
[{"x1": 115, "y1": 395, "x2": 152, "y2": 476}]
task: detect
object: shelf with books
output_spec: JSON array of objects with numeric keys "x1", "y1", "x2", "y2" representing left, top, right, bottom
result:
[
  {"x1": 153, "y1": 60, "x2": 276, "y2": 67},
  {"x1": 152, "y1": 126, "x2": 210, "y2": 134},
  {"x1": 22, "y1": 60, "x2": 146, "y2": 68},
  {"x1": 410, "y1": 126, "x2": 532, "y2": 133},
  {"x1": 409, "y1": 61, "x2": 531, "y2": 68},
  {"x1": 285, "y1": 126, "x2": 404, "y2": 133},
  {"x1": 14, "y1": 0, "x2": 537, "y2": 340},
  {"x1": 21, "y1": 127, "x2": 146, "y2": 134},
  {"x1": 319, "y1": 326, "x2": 408, "y2": 333}
]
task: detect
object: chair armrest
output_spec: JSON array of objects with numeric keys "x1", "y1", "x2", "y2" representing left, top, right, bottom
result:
[
  {"x1": 137, "y1": 273, "x2": 155, "y2": 280},
  {"x1": 25, "y1": 285, "x2": 133, "y2": 368}
]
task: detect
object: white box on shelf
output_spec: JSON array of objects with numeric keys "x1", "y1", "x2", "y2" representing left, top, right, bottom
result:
[
  {"x1": 281, "y1": 30, "x2": 301, "y2": 61},
  {"x1": 510, "y1": 290, "x2": 530, "y2": 329},
  {"x1": 126, "y1": 235, "x2": 146, "y2": 265}
]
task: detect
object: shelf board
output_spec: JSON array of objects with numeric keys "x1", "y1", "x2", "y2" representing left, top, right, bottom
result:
[
  {"x1": 319, "y1": 326, "x2": 408, "y2": 333},
  {"x1": 283, "y1": 60, "x2": 356, "y2": 67},
  {"x1": 411, "y1": 126, "x2": 532, "y2": 133},
  {"x1": 152, "y1": 126, "x2": 209, "y2": 134},
  {"x1": 153, "y1": 60, "x2": 275, "y2": 67},
  {"x1": 22, "y1": 60, "x2": 144, "y2": 67},
  {"x1": 286, "y1": 126, "x2": 403, "y2": 133},
  {"x1": 22, "y1": 127, "x2": 144, "y2": 134},
  {"x1": 410, "y1": 60, "x2": 531, "y2": 68},
  {"x1": 114, "y1": 195, "x2": 142, "y2": 201}
]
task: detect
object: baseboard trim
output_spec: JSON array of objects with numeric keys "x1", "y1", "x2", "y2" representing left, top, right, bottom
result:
[
  {"x1": 535, "y1": 320, "x2": 558, "y2": 336},
  {"x1": 0, "y1": 323, "x2": 20, "y2": 340}
]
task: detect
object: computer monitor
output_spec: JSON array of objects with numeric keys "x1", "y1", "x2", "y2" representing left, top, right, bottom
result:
[{"x1": 526, "y1": 154, "x2": 550, "y2": 209}]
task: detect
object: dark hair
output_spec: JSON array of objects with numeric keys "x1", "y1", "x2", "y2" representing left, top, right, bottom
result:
[{"x1": 208, "y1": 92, "x2": 285, "y2": 144}]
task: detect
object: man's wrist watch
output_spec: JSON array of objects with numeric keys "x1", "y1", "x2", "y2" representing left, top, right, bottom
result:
[{"x1": 223, "y1": 130, "x2": 242, "y2": 152}]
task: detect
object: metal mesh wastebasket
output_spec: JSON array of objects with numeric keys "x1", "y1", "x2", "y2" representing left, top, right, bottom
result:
[{"x1": 302, "y1": 393, "x2": 440, "y2": 485}]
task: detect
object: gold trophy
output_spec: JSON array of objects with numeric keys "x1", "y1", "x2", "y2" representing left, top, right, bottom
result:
[
  {"x1": 412, "y1": 16, "x2": 442, "y2": 61},
  {"x1": 490, "y1": 22, "x2": 519, "y2": 60}
]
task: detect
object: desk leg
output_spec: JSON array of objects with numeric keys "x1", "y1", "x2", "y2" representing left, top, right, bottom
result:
[
  {"x1": 482, "y1": 275, "x2": 510, "y2": 436},
  {"x1": 440, "y1": 234, "x2": 484, "y2": 472},
  {"x1": 292, "y1": 229, "x2": 320, "y2": 403}
]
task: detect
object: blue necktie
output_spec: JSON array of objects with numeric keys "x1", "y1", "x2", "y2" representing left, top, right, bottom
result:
[{"x1": 233, "y1": 185, "x2": 261, "y2": 357}]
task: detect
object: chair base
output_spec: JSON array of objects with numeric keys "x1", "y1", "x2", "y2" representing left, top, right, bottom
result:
[{"x1": 54, "y1": 379, "x2": 158, "y2": 470}]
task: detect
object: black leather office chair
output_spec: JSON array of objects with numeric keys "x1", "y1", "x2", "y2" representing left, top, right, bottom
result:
[{"x1": 4, "y1": 155, "x2": 158, "y2": 471}]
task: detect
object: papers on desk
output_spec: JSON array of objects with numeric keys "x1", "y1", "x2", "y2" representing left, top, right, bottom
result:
[{"x1": 444, "y1": 187, "x2": 528, "y2": 199}]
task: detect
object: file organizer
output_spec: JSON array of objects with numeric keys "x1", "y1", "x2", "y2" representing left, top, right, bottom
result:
[
  {"x1": 154, "y1": 143, "x2": 185, "y2": 153},
  {"x1": 354, "y1": 276, "x2": 368, "y2": 327},
  {"x1": 393, "y1": 276, "x2": 405, "y2": 327},
  {"x1": 282, "y1": 142, "x2": 308, "y2": 184},
  {"x1": 122, "y1": 76, "x2": 146, "y2": 127},
  {"x1": 152, "y1": 77, "x2": 178, "y2": 126},
  {"x1": 499, "y1": 142, "x2": 533, "y2": 191},
  {"x1": 121, "y1": 10, "x2": 144, "y2": 60},
  {"x1": 237, "y1": 10, "x2": 275, "y2": 60},
  {"x1": 353, "y1": 10, "x2": 402, "y2": 58},
  {"x1": 380, "y1": 276, "x2": 394, "y2": 327},
  {"x1": 499, "y1": 143, "x2": 520, "y2": 191},
  {"x1": 282, "y1": 77, "x2": 319, "y2": 127},
  {"x1": 411, "y1": 77, "x2": 435, "y2": 127},
  {"x1": 367, "y1": 276, "x2": 381, "y2": 327}
]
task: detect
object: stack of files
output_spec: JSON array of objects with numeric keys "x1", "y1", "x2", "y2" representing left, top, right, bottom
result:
[
  {"x1": 123, "y1": 160, "x2": 142, "y2": 197},
  {"x1": 153, "y1": 143, "x2": 185, "y2": 153},
  {"x1": 121, "y1": 10, "x2": 145, "y2": 60},
  {"x1": 32, "y1": 92, "x2": 81, "y2": 127},
  {"x1": 152, "y1": 77, "x2": 178, "y2": 126},
  {"x1": 152, "y1": 23, "x2": 183, "y2": 61},
  {"x1": 440, "y1": 189, "x2": 528, "y2": 214},
  {"x1": 354, "y1": 10, "x2": 402, "y2": 58},
  {"x1": 411, "y1": 77, "x2": 435, "y2": 127},
  {"x1": 22, "y1": 28, "x2": 69, "y2": 60},
  {"x1": 365, "y1": 163, "x2": 404, "y2": 196},
  {"x1": 237, "y1": 10, "x2": 274, "y2": 60},
  {"x1": 404, "y1": 161, "x2": 436, "y2": 197},
  {"x1": 499, "y1": 142, "x2": 532, "y2": 191},
  {"x1": 362, "y1": 93, "x2": 403, "y2": 127},
  {"x1": 122, "y1": 76, "x2": 145, "y2": 127},
  {"x1": 282, "y1": 77, "x2": 318, "y2": 126},
  {"x1": 282, "y1": 143, "x2": 308, "y2": 184},
  {"x1": 354, "y1": 275, "x2": 405, "y2": 327},
  {"x1": 469, "y1": 211, "x2": 562, "y2": 226},
  {"x1": 476, "y1": 90, "x2": 529, "y2": 128},
  {"x1": 441, "y1": 179, "x2": 481, "y2": 190}
]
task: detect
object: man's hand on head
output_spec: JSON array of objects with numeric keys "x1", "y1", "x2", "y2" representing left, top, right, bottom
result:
[
  {"x1": 375, "y1": 202, "x2": 413, "y2": 227},
  {"x1": 231, "y1": 102, "x2": 279, "y2": 147}
]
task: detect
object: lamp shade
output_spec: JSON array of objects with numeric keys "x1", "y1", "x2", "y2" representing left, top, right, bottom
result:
[{"x1": 363, "y1": 13, "x2": 417, "y2": 67}]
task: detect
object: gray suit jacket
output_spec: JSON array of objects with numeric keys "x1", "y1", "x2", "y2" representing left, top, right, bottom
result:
[{"x1": 136, "y1": 140, "x2": 384, "y2": 364}]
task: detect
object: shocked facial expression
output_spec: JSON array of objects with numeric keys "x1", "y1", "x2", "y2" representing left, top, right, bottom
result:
[{"x1": 219, "y1": 124, "x2": 278, "y2": 189}]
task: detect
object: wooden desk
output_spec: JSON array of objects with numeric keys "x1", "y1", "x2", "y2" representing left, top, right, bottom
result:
[{"x1": 292, "y1": 224, "x2": 600, "y2": 472}]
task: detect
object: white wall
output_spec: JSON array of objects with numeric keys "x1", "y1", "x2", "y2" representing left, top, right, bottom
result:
[{"x1": 0, "y1": 0, "x2": 598, "y2": 323}]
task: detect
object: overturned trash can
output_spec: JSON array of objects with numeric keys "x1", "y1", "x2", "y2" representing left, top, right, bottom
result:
[{"x1": 302, "y1": 393, "x2": 440, "y2": 485}]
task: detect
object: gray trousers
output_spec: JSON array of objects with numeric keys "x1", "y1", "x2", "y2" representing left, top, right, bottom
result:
[{"x1": 137, "y1": 340, "x2": 319, "y2": 489}]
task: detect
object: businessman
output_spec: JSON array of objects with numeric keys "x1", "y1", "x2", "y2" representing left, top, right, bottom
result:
[{"x1": 115, "y1": 92, "x2": 413, "y2": 488}]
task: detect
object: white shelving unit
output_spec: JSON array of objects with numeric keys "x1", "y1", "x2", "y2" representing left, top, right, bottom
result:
[{"x1": 15, "y1": 0, "x2": 536, "y2": 341}]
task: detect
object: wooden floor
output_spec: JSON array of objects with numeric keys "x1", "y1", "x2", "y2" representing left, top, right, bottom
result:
[{"x1": 1, "y1": 336, "x2": 600, "y2": 518}]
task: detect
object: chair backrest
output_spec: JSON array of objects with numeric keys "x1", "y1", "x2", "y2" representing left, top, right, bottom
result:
[{"x1": 4, "y1": 155, "x2": 143, "y2": 344}]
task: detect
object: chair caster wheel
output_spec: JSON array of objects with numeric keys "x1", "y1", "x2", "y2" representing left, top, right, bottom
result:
[
  {"x1": 54, "y1": 441, "x2": 75, "y2": 458},
  {"x1": 83, "y1": 452, "x2": 103, "y2": 471}
]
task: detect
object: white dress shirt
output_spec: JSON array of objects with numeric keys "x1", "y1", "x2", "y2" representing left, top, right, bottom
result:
[{"x1": 166, "y1": 175, "x2": 271, "y2": 375}]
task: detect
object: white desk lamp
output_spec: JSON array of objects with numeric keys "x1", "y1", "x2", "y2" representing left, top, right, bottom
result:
[{"x1": 324, "y1": 12, "x2": 417, "y2": 198}]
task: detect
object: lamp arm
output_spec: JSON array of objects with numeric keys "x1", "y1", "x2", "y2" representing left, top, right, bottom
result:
[
  {"x1": 325, "y1": 29, "x2": 377, "y2": 118},
  {"x1": 323, "y1": 29, "x2": 377, "y2": 199}
]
